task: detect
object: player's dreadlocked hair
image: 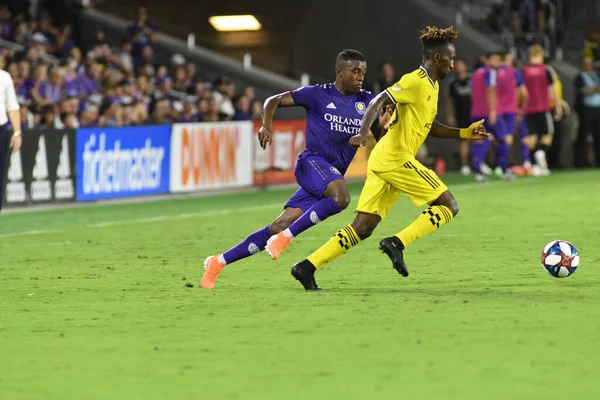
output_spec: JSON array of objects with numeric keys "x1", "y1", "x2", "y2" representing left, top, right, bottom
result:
[
  {"x1": 419, "y1": 26, "x2": 459, "y2": 54},
  {"x1": 336, "y1": 49, "x2": 365, "y2": 66}
]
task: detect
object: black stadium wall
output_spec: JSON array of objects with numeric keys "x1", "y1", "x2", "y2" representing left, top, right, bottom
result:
[{"x1": 287, "y1": 0, "x2": 491, "y2": 167}]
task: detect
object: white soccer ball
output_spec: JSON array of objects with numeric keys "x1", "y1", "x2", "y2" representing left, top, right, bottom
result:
[{"x1": 541, "y1": 240, "x2": 579, "y2": 278}]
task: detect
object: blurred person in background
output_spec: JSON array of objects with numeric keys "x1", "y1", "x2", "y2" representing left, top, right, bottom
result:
[
  {"x1": 582, "y1": 29, "x2": 600, "y2": 70},
  {"x1": 0, "y1": 59, "x2": 22, "y2": 212},
  {"x1": 19, "y1": 103, "x2": 34, "y2": 129},
  {"x1": 370, "y1": 61, "x2": 396, "y2": 95},
  {"x1": 200, "y1": 96, "x2": 219, "y2": 122},
  {"x1": 573, "y1": 55, "x2": 600, "y2": 168},
  {"x1": 38, "y1": 66, "x2": 64, "y2": 105},
  {"x1": 135, "y1": 45, "x2": 155, "y2": 73},
  {"x1": 251, "y1": 100, "x2": 263, "y2": 121},
  {"x1": 17, "y1": 61, "x2": 30, "y2": 84},
  {"x1": 172, "y1": 65, "x2": 189, "y2": 92},
  {"x1": 61, "y1": 112, "x2": 77, "y2": 128},
  {"x1": 196, "y1": 97, "x2": 208, "y2": 122},
  {"x1": 78, "y1": 103, "x2": 99, "y2": 127},
  {"x1": 522, "y1": 45, "x2": 561, "y2": 176},
  {"x1": 188, "y1": 79, "x2": 207, "y2": 99},
  {"x1": 127, "y1": 7, "x2": 157, "y2": 59},
  {"x1": 511, "y1": 0, "x2": 546, "y2": 60},
  {"x1": 118, "y1": 39, "x2": 134, "y2": 73},
  {"x1": 547, "y1": 61, "x2": 570, "y2": 169},
  {"x1": 185, "y1": 62, "x2": 199, "y2": 83},
  {"x1": 212, "y1": 76, "x2": 235, "y2": 120},
  {"x1": 38, "y1": 104, "x2": 56, "y2": 128},
  {"x1": 445, "y1": 57, "x2": 472, "y2": 175},
  {"x1": 178, "y1": 97, "x2": 197, "y2": 122},
  {"x1": 496, "y1": 51, "x2": 529, "y2": 176},
  {"x1": 150, "y1": 97, "x2": 171, "y2": 124},
  {"x1": 27, "y1": 63, "x2": 51, "y2": 108},
  {"x1": 233, "y1": 95, "x2": 252, "y2": 121},
  {"x1": 242, "y1": 86, "x2": 255, "y2": 104},
  {"x1": 98, "y1": 100, "x2": 123, "y2": 127},
  {"x1": 503, "y1": 52, "x2": 534, "y2": 174},
  {"x1": 470, "y1": 52, "x2": 499, "y2": 182}
]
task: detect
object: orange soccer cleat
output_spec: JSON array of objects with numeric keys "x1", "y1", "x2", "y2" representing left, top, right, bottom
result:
[
  {"x1": 265, "y1": 232, "x2": 292, "y2": 260},
  {"x1": 201, "y1": 255, "x2": 225, "y2": 289}
]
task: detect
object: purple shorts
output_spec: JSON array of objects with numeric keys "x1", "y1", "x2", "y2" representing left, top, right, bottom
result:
[
  {"x1": 284, "y1": 155, "x2": 345, "y2": 212},
  {"x1": 500, "y1": 113, "x2": 517, "y2": 135},
  {"x1": 472, "y1": 116, "x2": 506, "y2": 140}
]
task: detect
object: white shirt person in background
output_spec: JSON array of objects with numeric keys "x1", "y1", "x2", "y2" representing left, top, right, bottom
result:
[{"x1": 0, "y1": 56, "x2": 23, "y2": 211}]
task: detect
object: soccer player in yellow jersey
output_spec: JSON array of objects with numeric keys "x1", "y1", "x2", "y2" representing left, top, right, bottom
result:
[{"x1": 290, "y1": 26, "x2": 490, "y2": 290}]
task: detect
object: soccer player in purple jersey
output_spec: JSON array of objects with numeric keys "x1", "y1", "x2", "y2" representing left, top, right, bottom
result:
[
  {"x1": 500, "y1": 52, "x2": 533, "y2": 175},
  {"x1": 470, "y1": 52, "x2": 502, "y2": 182},
  {"x1": 201, "y1": 49, "x2": 392, "y2": 289},
  {"x1": 495, "y1": 51, "x2": 528, "y2": 179}
]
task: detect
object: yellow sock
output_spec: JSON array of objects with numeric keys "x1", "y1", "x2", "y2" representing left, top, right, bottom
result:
[
  {"x1": 307, "y1": 225, "x2": 361, "y2": 268},
  {"x1": 396, "y1": 205, "x2": 454, "y2": 247}
]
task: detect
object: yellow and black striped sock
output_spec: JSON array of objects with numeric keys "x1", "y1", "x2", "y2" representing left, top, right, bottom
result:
[
  {"x1": 396, "y1": 205, "x2": 454, "y2": 247},
  {"x1": 307, "y1": 225, "x2": 361, "y2": 269}
]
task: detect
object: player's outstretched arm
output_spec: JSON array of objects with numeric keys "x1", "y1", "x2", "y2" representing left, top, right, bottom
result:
[
  {"x1": 429, "y1": 120, "x2": 490, "y2": 140},
  {"x1": 259, "y1": 91, "x2": 296, "y2": 149},
  {"x1": 350, "y1": 92, "x2": 394, "y2": 147}
]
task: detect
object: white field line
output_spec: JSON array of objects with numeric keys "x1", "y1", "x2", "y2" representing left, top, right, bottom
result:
[
  {"x1": 0, "y1": 176, "x2": 567, "y2": 240},
  {"x1": 300, "y1": 232, "x2": 560, "y2": 240}
]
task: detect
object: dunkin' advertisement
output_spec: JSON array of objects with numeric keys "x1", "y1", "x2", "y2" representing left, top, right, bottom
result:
[{"x1": 252, "y1": 120, "x2": 373, "y2": 186}]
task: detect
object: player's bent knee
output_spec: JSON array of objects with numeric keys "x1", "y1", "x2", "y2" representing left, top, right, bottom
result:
[
  {"x1": 353, "y1": 224, "x2": 375, "y2": 240},
  {"x1": 540, "y1": 135, "x2": 552, "y2": 146},
  {"x1": 432, "y1": 192, "x2": 459, "y2": 217},
  {"x1": 351, "y1": 213, "x2": 381, "y2": 240},
  {"x1": 449, "y1": 202, "x2": 459, "y2": 217}
]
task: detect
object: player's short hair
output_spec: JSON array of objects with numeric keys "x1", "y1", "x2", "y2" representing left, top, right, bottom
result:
[
  {"x1": 419, "y1": 26, "x2": 459, "y2": 55},
  {"x1": 529, "y1": 45, "x2": 544, "y2": 58},
  {"x1": 336, "y1": 49, "x2": 366, "y2": 66},
  {"x1": 486, "y1": 50, "x2": 502, "y2": 58}
]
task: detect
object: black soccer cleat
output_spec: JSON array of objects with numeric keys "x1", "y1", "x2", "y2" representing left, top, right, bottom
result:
[
  {"x1": 379, "y1": 236, "x2": 409, "y2": 277},
  {"x1": 291, "y1": 260, "x2": 321, "y2": 291}
]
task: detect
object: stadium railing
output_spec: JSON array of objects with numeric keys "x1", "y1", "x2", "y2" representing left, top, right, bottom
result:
[{"x1": 0, "y1": 38, "x2": 61, "y2": 66}]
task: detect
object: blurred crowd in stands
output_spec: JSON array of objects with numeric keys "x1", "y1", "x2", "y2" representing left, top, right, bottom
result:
[{"x1": 0, "y1": 4, "x2": 263, "y2": 131}]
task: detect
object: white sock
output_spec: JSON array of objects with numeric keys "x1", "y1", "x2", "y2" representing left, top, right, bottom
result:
[
  {"x1": 218, "y1": 254, "x2": 226, "y2": 265},
  {"x1": 282, "y1": 228, "x2": 294, "y2": 239},
  {"x1": 534, "y1": 150, "x2": 548, "y2": 169}
]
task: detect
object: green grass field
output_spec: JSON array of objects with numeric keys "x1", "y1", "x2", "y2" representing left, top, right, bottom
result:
[{"x1": 1, "y1": 171, "x2": 599, "y2": 400}]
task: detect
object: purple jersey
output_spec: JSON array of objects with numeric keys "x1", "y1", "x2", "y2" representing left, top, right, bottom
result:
[
  {"x1": 291, "y1": 83, "x2": 374, "y2": 174},
  {"x1": 284, "y1": 83, "x2": 373, "y2": 212}
]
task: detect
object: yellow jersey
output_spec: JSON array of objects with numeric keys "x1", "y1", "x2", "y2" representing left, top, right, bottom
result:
[
  {"x1": 369, "y1": 67, "x2": 438, "y2": 171},
  {"x1": 549, "y1": 68, "x2": 563, "y2": 108}
]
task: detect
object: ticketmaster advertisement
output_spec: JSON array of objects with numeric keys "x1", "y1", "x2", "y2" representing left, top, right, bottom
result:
[
  {"x1": 3, "y1": 128, "x2": 76, "y2": 207},
  {"x1": 75, "y1": 125, "x2": 171, "y2": 201}
]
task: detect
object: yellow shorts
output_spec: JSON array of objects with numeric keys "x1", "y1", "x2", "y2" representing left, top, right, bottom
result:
[{"x1": 355, "y1": 157, "x2": 448, "y2": 220}]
